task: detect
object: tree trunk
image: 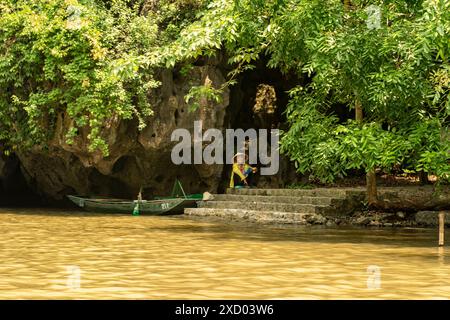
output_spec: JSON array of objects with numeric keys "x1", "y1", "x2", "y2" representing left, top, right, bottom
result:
[
  {"x1": 419, "y1": 171, "x2": 428, "y2": 185},
  {"x1": 355, "y1": 98, "x2": 363, "y2": 122},
  {"x1": 344, "y1": 0, "x2": 351, "y2": 10},
  {"x1": 354, "y1": 97, "x2": 378, "y2": 206},
  {"x1": 366, "y1": 169, "x2": 378, "y2": 207}
]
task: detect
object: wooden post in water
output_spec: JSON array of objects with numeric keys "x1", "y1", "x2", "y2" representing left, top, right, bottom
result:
[{"x1": 438, "y1": 211, "x2": 445, "y2": 247}]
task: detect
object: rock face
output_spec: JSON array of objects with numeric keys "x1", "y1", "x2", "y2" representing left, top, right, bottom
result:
[
  {"x1": 2, "y1": 54, "x2": 305, "y2": 203},
  {"x1": 415, "y1": 211, "x2": 450, "y2": 227},
  {"x1": 11, "y1": 62, "x2": 230, "y2": 201},
  {"x1": 375, "y1": 186, "x2": 450, "y2": 211}
]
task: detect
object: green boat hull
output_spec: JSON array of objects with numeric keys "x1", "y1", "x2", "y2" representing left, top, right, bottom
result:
[{"x1": 67, "y1": 195, "x2": 202, "y2": 215}]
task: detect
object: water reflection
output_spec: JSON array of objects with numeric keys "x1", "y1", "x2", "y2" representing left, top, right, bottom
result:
[{"x1": 0, "y1": 208, "x2": 448, "y2": 299}]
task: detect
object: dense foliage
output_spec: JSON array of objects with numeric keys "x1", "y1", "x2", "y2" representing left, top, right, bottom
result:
[
  {"x1": 162, "y1": 0, "x2": 450, "y2": 183},
  {"x1": 0, "y1": 0, "x2": 206, "y2": 155},
  {"x1": 0, "y1": 0, "x2": 449, "y2": 184},
  {"x1": 0, "y1": 1, "x2": 153, "y2": 154},
  {"x1": 275, "y1": 0, "x2": 450, "y2": 183}
]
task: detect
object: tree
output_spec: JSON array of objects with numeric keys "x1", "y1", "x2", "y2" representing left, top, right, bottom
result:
[
  {"x1": 277, "y1": 0, "x2": 450, "y2": 206},
  {"x1": 0, "y1": 0, "x2": 198, "y2": 155},
  {"x1": 162, "y1": 0, "x2": 449, "y2": 205},
  {"x1": 1, "y1": 0, "x2": 448, "y2": 203}
]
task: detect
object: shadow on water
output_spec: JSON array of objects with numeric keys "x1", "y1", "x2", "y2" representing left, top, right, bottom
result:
[
  {"x1": 169, "y1": 216, "x2": 441, "y2": 248},
  {"x1": 0, "y1": 207, "x2": 443, "y2": 249}
]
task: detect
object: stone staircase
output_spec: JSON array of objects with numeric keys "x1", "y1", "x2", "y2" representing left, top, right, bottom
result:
[{"x1": 184, "y1": 188, "x2": 366, "y2": 225}]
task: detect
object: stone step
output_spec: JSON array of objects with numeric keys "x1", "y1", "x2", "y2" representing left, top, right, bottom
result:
[
  {"x1": 212, "y1": 194, "x2": 336, "y2": 205},
  {"x1": 185, "y1": 208, "x2": 327, "y2": 225},
  {"x1": 226, "y1": 188, "x2": 350, "y2": 198},
  {"x1": 198, "y1": 200, "x2": 327, "y2": 214}
]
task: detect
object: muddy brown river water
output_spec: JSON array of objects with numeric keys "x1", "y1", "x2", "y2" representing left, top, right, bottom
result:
[{"x1": 0, "y1": 208, "x2": 449, "y2": 299}]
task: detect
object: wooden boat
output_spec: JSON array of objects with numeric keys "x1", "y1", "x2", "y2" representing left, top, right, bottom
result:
[{"x1": 67, "y1": 180, "x2": 203, "y2": 215}]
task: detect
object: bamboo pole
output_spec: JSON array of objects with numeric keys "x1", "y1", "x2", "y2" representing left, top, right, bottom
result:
[{"x1": 438, "y1": 211, "x2": 445, "y2": 246}]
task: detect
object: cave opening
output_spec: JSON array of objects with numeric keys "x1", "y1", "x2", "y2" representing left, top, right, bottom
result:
[
  {"x1": 218, "y1": 59, "x2": 303, "y2": 192},
  {"x1": 224, "y1": 58, "x2": 300, "y2": 132},
  {"x1": 0, "y1": 154, "x2": 44, "y2": 207},
  {"x1": 88, "y1": 167, "x2": 134, "y2": 200}
]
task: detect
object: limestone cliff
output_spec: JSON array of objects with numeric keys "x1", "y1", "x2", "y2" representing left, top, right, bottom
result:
[{"x1": 2, "y1": 61, "x2": 229, "y2": 202}]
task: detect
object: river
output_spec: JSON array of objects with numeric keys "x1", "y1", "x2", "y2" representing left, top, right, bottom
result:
[{"x1": 0, "y1": 208, "x2": 448, "y2": 299}]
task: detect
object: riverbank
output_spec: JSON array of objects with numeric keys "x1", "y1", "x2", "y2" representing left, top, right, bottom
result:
[
  {"x1": 336, "y1": 210, "x2": 449, "y2": 228},
  {"x1": 186, "y1": 207, "x2": 450, "y2": 228},
  {"x1": 185, "y1": 186, "x2": 450, "y2": 228}
]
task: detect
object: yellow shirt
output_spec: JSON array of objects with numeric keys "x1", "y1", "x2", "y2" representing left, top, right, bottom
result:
[{"x1": 229, "y1": 163, "x2": 251, "y2": 188}]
